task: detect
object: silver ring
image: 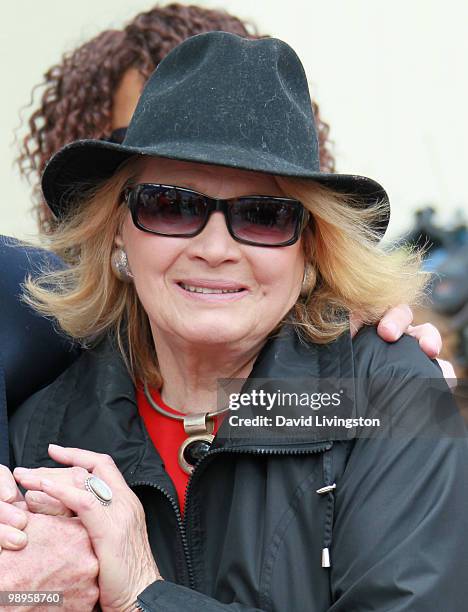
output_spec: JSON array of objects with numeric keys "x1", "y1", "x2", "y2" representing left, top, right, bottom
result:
[{"x1": 84, "y1": 475, "x2": 113, "y2": 506}]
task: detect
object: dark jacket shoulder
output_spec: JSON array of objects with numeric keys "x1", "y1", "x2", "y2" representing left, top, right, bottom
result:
[
  {"x1": 9, "y1": 336, "x2": 139, "y2": 469},
  {"x1": 352, "y1": 324, "x2": 443, "y2": 377},
  {"x1": 351, "y1": 325, "x2": 458, "y2": 436}
]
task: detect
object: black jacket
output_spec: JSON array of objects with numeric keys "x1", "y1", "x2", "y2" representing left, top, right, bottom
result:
[{"x1": 9, "y1": 326, "x2": 468, "y2": 611}]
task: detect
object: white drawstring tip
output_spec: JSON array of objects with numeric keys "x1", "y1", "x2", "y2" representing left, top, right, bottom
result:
[
  {"x1": 316, "y1": 483, "x2": 336, "y2": 495},
  {"x1": 322, "y1": 547, "x2": 331, "y2": 568}
]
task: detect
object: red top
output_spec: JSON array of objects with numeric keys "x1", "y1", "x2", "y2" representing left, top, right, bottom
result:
[{"x1": 136, "y1": 385, "x2": 224, "y2": 515}]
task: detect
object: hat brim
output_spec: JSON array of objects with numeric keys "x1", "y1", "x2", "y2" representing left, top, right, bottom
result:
[{"x1": 42, "y1": 139, "x2": 390, "y2": 236}]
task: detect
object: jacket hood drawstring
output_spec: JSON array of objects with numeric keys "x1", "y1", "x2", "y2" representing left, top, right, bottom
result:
[{"x1": 317, "y1": 448, "x2": 337, "y2": 568}]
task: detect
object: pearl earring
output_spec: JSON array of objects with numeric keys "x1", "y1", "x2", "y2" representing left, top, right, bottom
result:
[{"x1": 111, "y1": 247, "x2": 134, "y2": 283}]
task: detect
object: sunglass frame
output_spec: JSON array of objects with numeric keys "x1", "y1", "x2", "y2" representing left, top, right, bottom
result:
[{"x1": 123, "y1": 183, "x2": 309, "y2": 247}]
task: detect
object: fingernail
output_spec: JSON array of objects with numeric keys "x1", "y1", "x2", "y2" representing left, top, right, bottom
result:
[
  {"x1": 424, "y1": 341, "x2": 438, "y2": 356},
  {"x1": 48, "y1": 444, "x2": 63, "y2": 450},
  {"x1": 13, "y1": 468, "x2": 31, "y2": 476},
  {"x1": 41, "y1": 478, "x2": 54, "y2": 488},
  {"x1": 10, "y1": 511, "x2": 26, "y2": 529},
  {"x1": 7, "y1": 531, "x2": 27, "y2": 547},
  {"x1": 378, "y1": 321, "x2": 400, "y2": 342},
  {"x1": 382, "y1": 322, "x2": 398, "y2": 338}
]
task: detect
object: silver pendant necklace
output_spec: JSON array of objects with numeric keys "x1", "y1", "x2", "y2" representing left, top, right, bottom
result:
[{"x1": 143, "y1": 382, "x2": 230, "y2": 474}]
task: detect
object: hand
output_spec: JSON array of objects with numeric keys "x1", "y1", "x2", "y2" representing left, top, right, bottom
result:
[
  {"x1": 0, "y1": 464, "x2": 71, "y2": 551},
  {"x1": 14, "y1": 445, "x2": 162, "y2": 612},
  {"x1": 350, "y1": 304, "x2": 441, "y2": 354},
  {"x1": 350, "y1": 304, "x2": 456, "y2": 383},
  {"x1": 0, "y1": 463, "x2": 28, "y2": 550},
  {"x1": 0, "y1": 512, "x2": 99, "y2": 611}
]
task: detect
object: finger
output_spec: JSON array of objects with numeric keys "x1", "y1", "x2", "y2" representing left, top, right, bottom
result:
[
  {"x1": 39, "y1": 477, "x2": 110, "y2": 545},
  {"x1": 349, "y1": 313, "x2": 363, "y2": 339},
  {"x1": 406, "y1": 323, "x2": 442, "y2": 358},
  {"x1": 0, "y1": 499, "x2": 28, "y2": 530},
  {"x1": 0, "y1": 522, "x2": 28, "y2": 550},
  {"x1": 436, "y1": 359, "x2": 458, "y2": 388},
  {"x1": 12, "y1": 500, "x2": 28, "y2": 511},
  {"x1": 39, "y1": 477, "x2": 130, "y2": 589},
  {"x1": 47, "y1": 445, "x2": 127, "y2": 489},
  {"x1": 0, "y1": 464, "x2": 25, "y2": 503},
  {"x1": 377, "y1": 304, "x2": 414, "y2": 342},
  {"x1": 13, "y1": 466, "x2": 88, "y2": 493},
  {"x1": 25, "y1": 490, "x2": 74, "y2": 517}
]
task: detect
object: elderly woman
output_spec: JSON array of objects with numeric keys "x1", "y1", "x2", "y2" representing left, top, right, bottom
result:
[
  {"x1": 4, "y1": 32, "x2": 467, "y2": 611},
  {"x1": 0, "y1": 5, "x2": 449, "y2": 592}
]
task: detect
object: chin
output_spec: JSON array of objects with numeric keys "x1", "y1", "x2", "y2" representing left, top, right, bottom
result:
[{"x1": 178, "y1": 318, "x2": 253, "y2": 347}]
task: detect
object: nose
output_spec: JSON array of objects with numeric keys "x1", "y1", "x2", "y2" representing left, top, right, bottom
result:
[{"x1": 184, "y1": 211, "x2": 243, "y2": 266}]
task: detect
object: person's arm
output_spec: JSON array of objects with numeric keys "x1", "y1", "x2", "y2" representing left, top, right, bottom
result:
[
  {"x1": 0, "y1": 236, "x2": 80, "y2": 415},
  {"x1": 328, "y1": 330, "x2": 468, "y2": 611},
  {"x1": 136, "y1": 581, "x2": 266, "y2": 611}
]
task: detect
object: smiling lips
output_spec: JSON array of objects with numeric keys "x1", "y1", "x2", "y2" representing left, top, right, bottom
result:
[{"x1": 177, "y1": 280, "x2": 247, "y2": 298}]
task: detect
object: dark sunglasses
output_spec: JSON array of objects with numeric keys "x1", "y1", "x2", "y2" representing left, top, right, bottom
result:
[{"x1": 123, "y1": 183, "x2": 309, "y2": 247}]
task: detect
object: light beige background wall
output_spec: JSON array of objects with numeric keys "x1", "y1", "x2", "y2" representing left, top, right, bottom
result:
[{"x1": 2, "y1": 0, "x2": 467, "y2": 240}]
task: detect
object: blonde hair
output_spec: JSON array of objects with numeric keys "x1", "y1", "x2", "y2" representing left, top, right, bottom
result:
[
  {"x1": 278, "y1": 177, "x2": 426, "y2": 341},
  {"x1": 24, "y1": 161, "x2": 426, "y2": 387}
]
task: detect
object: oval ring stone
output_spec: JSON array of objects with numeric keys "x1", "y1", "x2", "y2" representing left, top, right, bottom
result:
[{"x1": 85, "y1": 475, "x2": 113, "y2": 505}]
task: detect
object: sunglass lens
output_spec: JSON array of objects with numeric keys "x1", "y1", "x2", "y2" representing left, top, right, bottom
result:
[
  {"x1": 136, "y1": 186, "x2": 207, "y2": 235},
  {"x1": 229, "y1": 199, "x2": 300, "y2": 245}
]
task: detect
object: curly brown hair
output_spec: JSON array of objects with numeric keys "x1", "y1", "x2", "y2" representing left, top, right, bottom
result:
[{"x1": 16, "y1": 3, "x2": 335, "y2": 234}]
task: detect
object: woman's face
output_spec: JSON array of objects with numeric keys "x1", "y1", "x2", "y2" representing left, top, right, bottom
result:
[
  {"x1": 112, "y1": 68, "x2": 145, "y2": 129},
  {"x1": 118, "y1": 157, "x2": 305, "y2": 350}
]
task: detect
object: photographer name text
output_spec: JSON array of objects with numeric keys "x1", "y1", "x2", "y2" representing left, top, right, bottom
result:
[{"x1": 228, "y1": 414, "x2": 380, "y2": 429}]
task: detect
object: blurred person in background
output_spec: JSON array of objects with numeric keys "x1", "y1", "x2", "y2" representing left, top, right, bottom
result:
[
  {"x1": 398, "y1": 206, "x2": 468, "y2": 378},
  {"x1": 0, "y1": 3, "x2": 453, "y2": 606}
]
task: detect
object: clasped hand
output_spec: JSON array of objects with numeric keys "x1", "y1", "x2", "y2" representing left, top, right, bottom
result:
[{"x1": 1, "y1": 445, "x2": 161, "y2": 612}]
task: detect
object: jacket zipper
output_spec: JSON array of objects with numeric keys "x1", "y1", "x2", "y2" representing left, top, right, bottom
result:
[
  {"x1": 134, "y1": 441, "x2": 332, "y2": 608},
  {"x1": 183, "y1": 443, "x2": 333, "y2": 579},
  {"x1": 129, "y1": 479, "x2": 195, "y2": 589}
]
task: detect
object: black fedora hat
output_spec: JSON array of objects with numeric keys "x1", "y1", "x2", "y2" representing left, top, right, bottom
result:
[{"x1": 42, "y1": 31, "x2": 390, "y2": 235}]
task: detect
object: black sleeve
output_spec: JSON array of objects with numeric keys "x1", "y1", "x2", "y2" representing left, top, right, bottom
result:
[
  {"x1": 0, "y1": 236, "x2": 80, "y2": 414},
  {"x1": 327, "y1": 330, "x2": 468, "y2": 611},
  {"x1": 138, "y1": 581, "x2": 266, "y2": 611}
]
